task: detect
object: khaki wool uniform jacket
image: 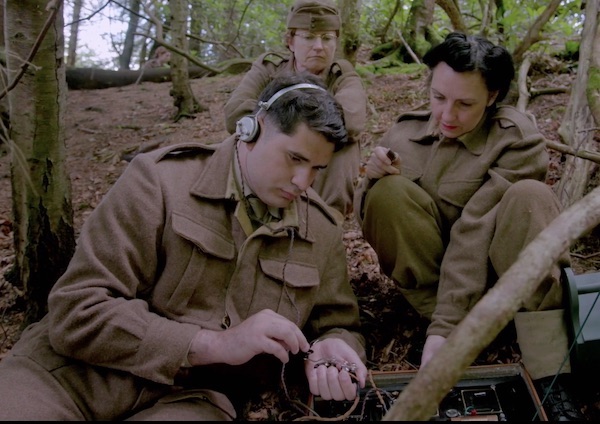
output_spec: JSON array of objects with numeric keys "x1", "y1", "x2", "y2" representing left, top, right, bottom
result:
[
  {"x1": 355, "y1": 106, "x2": 570, "y2": 379},
  {"x1": 0, "y1": 136, "x2": 365, "y2": 420},
  {"x1": 224, "y1": 52, "x2": 367, "y2": 217}
]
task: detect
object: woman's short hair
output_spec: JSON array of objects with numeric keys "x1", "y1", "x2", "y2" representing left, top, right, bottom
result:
[{"x1": 423, "y1": 32, "x2": 515, "y2": 102}]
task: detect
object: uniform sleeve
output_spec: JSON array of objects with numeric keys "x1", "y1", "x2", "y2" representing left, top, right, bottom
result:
[
  {"x1": 329, "y1": 59, "x2": 367, "y2": 140},
  {"x1": 427, "y1": 123, "x2": 548, "y2": 338},
  {"x1": 304, "y1": 222, "x2": 366, "y2": 362},
  {"x1": 223, "y1": 54, "x2": 276, "y2": 134},
  {"x1": 46, "y1": 154, "x2": 199, "y2": 385},
  {"x1": 353, "y1": 119, "x2": 404, "y2": 227}
]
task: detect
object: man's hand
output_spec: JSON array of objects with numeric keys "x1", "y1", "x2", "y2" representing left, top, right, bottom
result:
[
  {"x1": 304, "y1": 338, "x2": 367, "y2": 401},
  {"x1": 365, "y1": 146, "x2": 401, "y2": 180},
  {"x1": 187, "y1": 309, "x2": 310, "y2": 366},
  {"x1": 420, "y1": 334, "x2": 446, "y2": 368}
]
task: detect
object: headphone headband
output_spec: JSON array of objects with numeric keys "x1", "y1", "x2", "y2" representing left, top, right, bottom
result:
[
  {"x1": 236, "y1": 82, "x2": 327, "y2": 143},
  {"x1": 257, "y1": 83, "x2": 326, "y2": 111}
]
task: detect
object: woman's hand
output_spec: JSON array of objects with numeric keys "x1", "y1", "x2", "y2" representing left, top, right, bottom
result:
[
  {"x1": 365, "y1": 146, "x2": 401, "y2": 180},
  {"x1": 420, "y1": 334, "x2": 447, "y2": 368},
  {"x1": 304, "y1": 338, "x2": 367, "y2": 401}
]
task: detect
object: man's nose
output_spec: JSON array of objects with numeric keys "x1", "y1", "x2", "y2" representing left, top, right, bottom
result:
[{"x1": 291, "y1": 168, "x2": 315, "y2": 192}]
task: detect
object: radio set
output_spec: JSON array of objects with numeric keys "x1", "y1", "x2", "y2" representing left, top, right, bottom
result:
[{"x1": 308, "y1": 364, "x2": 548, "y2": 421}]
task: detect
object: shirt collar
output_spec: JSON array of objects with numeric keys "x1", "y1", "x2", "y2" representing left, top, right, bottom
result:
[{"x1": 229, "y1": 143, "x2": 291, "y2": 232}]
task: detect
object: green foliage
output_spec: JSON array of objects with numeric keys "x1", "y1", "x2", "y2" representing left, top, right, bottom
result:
[
  {"x1": 559, "y1": 40, "x2": 580, "y2": 61},
  {"x1": 196, "y1": 0, "x2": 290, "y2": 60},
  {"x1": 588, "y1": 67, "x2": 600, "y2": 93},
  {"x1": 496, "y1": 0, "x2": 583, "y2": 54},
  {"x1": 65, "y1": 0, "x2": 585, "y2": 70}
]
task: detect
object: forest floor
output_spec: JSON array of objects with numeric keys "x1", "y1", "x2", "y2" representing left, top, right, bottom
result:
[{"x1": 1, "y1": 52, "x2": 600, "y2": 420}]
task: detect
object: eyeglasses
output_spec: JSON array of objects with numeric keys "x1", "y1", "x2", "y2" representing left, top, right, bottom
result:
[{"x1": 294, "y1": 32, "x2": 337, "y2": 46}]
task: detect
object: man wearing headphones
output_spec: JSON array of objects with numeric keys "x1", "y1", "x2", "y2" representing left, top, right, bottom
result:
[
  {"x1": 224, "y1": 0, "x2": 367, "y2": 221},
  {"x1": 0, "y1": 73, "x2": 367, "y2": 420}
]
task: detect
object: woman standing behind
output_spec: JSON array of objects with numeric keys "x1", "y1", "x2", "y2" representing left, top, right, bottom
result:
[
  {"x1": 225, "y1": 0, "x2": 367, "y2": 220},
  {"x1": 355, "y1": 32, "x2": 583, "y2": 421}
]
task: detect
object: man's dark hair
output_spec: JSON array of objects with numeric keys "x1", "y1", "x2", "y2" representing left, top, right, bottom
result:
[
  {"x1": 257, "y1": 72, "x2": 348, "y2": 151},
  {"x1": 422, "y1": 32, "x2": 515, "y2": 103}
]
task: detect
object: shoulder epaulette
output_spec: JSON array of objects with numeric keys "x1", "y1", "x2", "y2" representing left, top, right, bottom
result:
[
  {"x1": 155, "y1": 142, "x2": 217, "y2": 162},
  {"x1": 396, "y1": 110, "x2": 431, "y2": 123},
  {"x1": 331, "y1": 58, "x2": 355, "y2": 74},
  {"x1": 260, "y1": 51, "x2": 288, "y2": 66},
  {"x1": 493, "y1": 105, "x2": 537, "y2": 130}
]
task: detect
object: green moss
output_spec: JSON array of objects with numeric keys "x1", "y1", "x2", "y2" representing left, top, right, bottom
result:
[
  {"x1": 588, "y1": 67, "x2": 600, "y2": 91},
  {"x1": 357, "y1": 61, "x2": 426, "y2": 77}
]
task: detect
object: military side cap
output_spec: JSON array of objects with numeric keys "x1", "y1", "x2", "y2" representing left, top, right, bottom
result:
[{"x1": 286, "y1": 0, "x2": 341, "y2": 32}]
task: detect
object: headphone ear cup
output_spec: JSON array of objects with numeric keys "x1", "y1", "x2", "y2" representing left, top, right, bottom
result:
[{"x1": 235, "y1": 115, "x2": 259, "y2": 143}]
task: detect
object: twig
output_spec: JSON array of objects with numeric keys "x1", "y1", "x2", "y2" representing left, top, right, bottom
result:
[
  {"x1": 546, "y1": 140, "x2": 600, "y2": 165},
  {"x1": 570, "y1": 251, "x2": 600, "y2": 260}
]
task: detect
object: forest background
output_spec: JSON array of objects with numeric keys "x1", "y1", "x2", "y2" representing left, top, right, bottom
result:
[{"x1": 0, "y1": 0, "x2": 599, "y2": 420}]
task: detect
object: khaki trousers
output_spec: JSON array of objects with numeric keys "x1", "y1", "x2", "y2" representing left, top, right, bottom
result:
[
  {"x1": 0, "y1": 354, "x2": 236, "y2": 421},
  {"x1": 361, "y1": 175, "x2": 571, "y2": 379}
]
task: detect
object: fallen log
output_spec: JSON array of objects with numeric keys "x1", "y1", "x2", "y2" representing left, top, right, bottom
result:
[
  {"x1": 65, "y1": 66, "x2": 210, "y2": 90},
  {"x1": 65, "y1": 59, "x2": 253, "y2": 90}
]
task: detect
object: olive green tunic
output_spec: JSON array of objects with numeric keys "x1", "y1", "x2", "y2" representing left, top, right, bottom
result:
[
  {"x1": 355, "y1": 106, "x2": 571, "y2": 379},
  {"x1": 0, "y1": 136, "x2": 365, "y2": 420}
]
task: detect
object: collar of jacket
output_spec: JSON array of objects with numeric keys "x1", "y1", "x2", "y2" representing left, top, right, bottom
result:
[
  {"x1": 411, "y1": 110, "x2": 491, "y2": 155},
  {"x1": 186, "y1": 135, "x2": 327, "y2": 241},
  {"x1": 287, "y1": 54, "x2": 337, "y2": 80}
]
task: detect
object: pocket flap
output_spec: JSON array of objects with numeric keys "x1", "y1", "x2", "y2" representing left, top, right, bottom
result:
[
  {"x1": 172, "y1": 212, "x2": 235, "y2": 260},
  {"x1": 259, "y1": 257, "x2": 319, "y2": 288}
]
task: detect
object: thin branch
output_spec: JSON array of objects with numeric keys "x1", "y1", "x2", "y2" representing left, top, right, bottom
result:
[
  {"x1": 396, "y1": 30, "x2": 421, "y2": 65},
  {"x1": 65, "y1": 0, "x2": 111, "y2": 27},
  {"x1": 134, "y1": 34, "x2": 220, "y2": 73},
  {"x1": 516, "y1": 55, "x2": 532, "y2": 112},
  {"x1": 546, "y1": 140, "x2": 600, "y2": 165}
]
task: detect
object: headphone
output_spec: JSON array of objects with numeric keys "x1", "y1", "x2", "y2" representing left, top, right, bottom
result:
[{"x1": 235, "y1": 83, "x2": 326, "y2": 143}]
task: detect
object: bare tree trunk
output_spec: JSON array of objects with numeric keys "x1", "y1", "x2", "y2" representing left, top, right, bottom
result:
[
  {"x1": 118, "y1": 0, "x2": 141, "y2": 70},
  {"x1": 188, "y1": 0, "x2": 203, "y2": 56},
  {"x1": 479, "y1": 0, "x2": 494, "y2": 37},
  {"x1": 5, "y1": 0, "x2": 75, "y2": 326},
  {"x1": 0, "y1": 0, "x2": 5, "y2": 49},
  {"x1": 169, "y1": 0, "x2": 203, "y2": 120},
  {"x1": 340, "y1": 0, "x2": 361, "y2": 65},
  {"x1": 555, "y1": 0, "x2": 599, "y2": 208},
  {"x1": 66, "y1": 0, "x2": 83, "y2": 67},
  {"x1": 403, "y1": 0, "x2": 438, "y2": 60},
  {"x1": 384, "y1": 184, "x2": 600, "y2": 421},
  {"x1": 434, "y1": 0, "x2": 467, "y2": 33},
  {"x1": 588, "y1": 0, "x2": 600, "y2": 130}
]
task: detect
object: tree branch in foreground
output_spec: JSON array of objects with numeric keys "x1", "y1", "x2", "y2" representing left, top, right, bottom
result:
[{"x1": 383, "y1": 184, "x2": 600, "y2": 421}]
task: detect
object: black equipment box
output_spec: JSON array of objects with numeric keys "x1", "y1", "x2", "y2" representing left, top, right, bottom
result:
[
  {"x1": 563, "y1": 267, "x2": 600, "y2": 376},
  {"x1": 309, "y1": 363, "x2": 547, "y2": 421}
]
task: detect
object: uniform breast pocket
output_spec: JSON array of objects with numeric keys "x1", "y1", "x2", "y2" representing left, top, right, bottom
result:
[
  {"x1": 237, "y1": 257, "x2": 320, "y2": 324},
  {"x1": 438, "y1": 179, "x2": 483, "y2": 208},
  {"x1": 165, "y1": 212, "x2": 235, "y2": 322},
  {"x1": 401, "y1": 166, "x2": 422, "y2": 182}
]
